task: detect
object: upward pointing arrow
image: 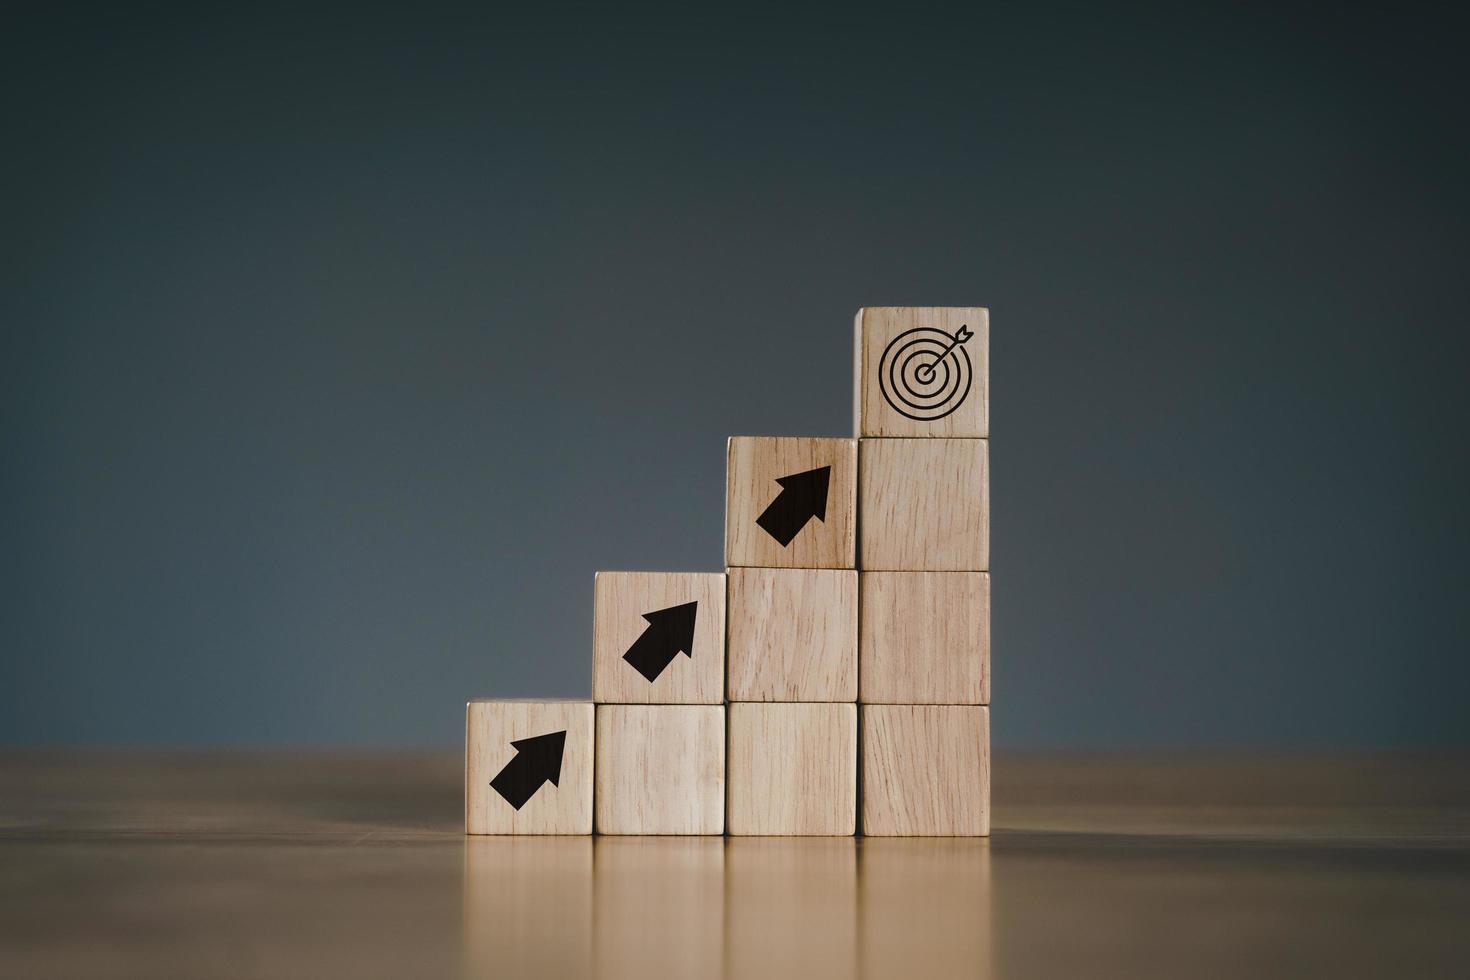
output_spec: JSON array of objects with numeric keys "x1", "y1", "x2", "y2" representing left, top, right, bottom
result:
[
  {"x1": 755, "y1": 466, "x2": 831, "y2": 546},
  {"x1": 489, "y1": 730, "x2": 567, "y2": 810},
  {"x1": 622, "y1": 601, "x2": 699, "y2": 683}
]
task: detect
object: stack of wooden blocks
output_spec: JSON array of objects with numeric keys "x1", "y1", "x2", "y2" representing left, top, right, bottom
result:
[{"x1": 466, "y1": 307, "x2": 989, "y2": 836}]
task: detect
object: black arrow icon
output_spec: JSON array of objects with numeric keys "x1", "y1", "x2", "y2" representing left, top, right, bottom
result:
[
  {"x1": 755, "y1": 466, "x2": 831, "y2": 546},
  {"x1": 621, "y1": 601, "x2": 699, "y2": 682},
  {"x1": 489, "y1": 730, "x2": 566, "y2": 810}
]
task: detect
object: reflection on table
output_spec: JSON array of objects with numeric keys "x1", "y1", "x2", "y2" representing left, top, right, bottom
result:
[{"x1": 462, "y1": 836, "x2": 993, "y2": 980}]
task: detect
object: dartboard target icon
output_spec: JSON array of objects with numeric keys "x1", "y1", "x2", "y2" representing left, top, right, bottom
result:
[{"x1": 878, "y1": 324, "x2": 975, "y2": 421}]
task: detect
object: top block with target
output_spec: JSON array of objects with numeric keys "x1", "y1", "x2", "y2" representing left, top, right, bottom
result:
[
  {"x1": 726, "y1": 436, "x2": 858, "y2": 569},
  {"x1": 854, "y1": 307, "x2": 989, "y2": 438}
]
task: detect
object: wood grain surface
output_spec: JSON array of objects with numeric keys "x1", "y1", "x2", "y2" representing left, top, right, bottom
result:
[
  {"x1": 726, "y1": 436, "x2": 857, "y2": 569},
  {"x1": 862, "y1": 705, "x2": 990, "y2": 836},
  {"x1": 594, "y1": 705, "x2": 726, "y2": 835},
  {"x1": 860, "y1": 571, "x2": 990, "y2": 704},
  {"x1": 465, "y1": 700, "x2": 593, "y2": 835},
  {"x1": 727, "y1": 703, "x2": 857, "y2": 836},
  {"x1": 853, "y1": 306, "x2": 989, "y2": 438},
  {"x1": 727, "y1": 567, "x2": 857, "y2": 702},
  {"x1": 858, "y1": 438, "x2": 989, "y2": 571},
  {"x1": 592, "y1": 571, "x2": 726, "y2": 704}
]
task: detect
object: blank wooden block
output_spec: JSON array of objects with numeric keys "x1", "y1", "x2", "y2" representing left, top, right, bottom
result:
[
  {"x1": 862, "y1": 705, "x2": 990, "y2": 836},
  {"x1": 859, "y1": 438, "x2": 988, "y2": 571},
  {"x1": 592, "y1": 571, "x2": 725, "y2": 704},
  {"x1": 860, "y1": 572, "x2": 990, "y2": 704},
  {"x1": 726, "y1": 436, "x2": 857, "y2": 569},
  {"x1": 465, "y1": 700, "x2": 593, "y2": 835},
  {"x1": 595, "y1": 705, "x2": 725, "y2": 835},
  {"x1": 854, "y1": 306, "x2": 989, "y2": 438},
  {"x1": 728, "y1": 703, "x2": 857, "y2": 836},
  {"x1": 727, "y1": 567, "x2": 857, "y2": 702}
]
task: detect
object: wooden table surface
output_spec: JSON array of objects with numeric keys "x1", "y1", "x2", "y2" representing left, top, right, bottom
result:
[{"x1": 1, "y1": 750, "x2": 1467, "y2": 978}]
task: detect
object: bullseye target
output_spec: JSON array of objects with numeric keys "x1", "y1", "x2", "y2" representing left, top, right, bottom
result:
[{"x1": 878, "y1": 325, "x2": 974, "y2": 421}]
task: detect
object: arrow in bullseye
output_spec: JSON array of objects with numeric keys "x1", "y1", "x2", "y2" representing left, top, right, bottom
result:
[{"x1": 914, "y1": 323, "x2": 974, "y2": 383}]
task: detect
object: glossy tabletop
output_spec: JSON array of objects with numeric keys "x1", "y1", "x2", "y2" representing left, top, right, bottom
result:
[{"x1": 1, "y1": 750, "x2": 1466, "y2": 978}]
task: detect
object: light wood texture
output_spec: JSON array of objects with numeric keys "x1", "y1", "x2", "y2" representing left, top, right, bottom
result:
[
  {"x1": 860, "y1": 571, "x2": 990, "y2": 704},
  {"x1": 727, "y1": 703, "x2": 857, "y2": 836},
  {"x1": 726, "y1": 436, "x2": 857, "y2": 569},
  {"x1": 862, "y1": 705, "x2": 990, "y2": 836},
  {"x1": 592, "y1": 571, "x2": 726, "y2": 704},
  {"x1": 859, "y1": 438, "x2": 989, "y2": 571},
  {"x1": 854, "y1": 306, "x2": 990, "y2": 438},
  {"x1": 727, "y1": 567, "x2": 857, "y2": 702},
  {"x1": 4, "y1": 751, "x2": 1470, "y2": 979},
  {"x1": 465, "y1": 700, "x2": 593, "y2": 835},
  {"x1": 595, "y1": 705, "x2": 726, "y2": 835},
  {"x1": 726, "y1": 838, "x2": 858, "y2": 978}
]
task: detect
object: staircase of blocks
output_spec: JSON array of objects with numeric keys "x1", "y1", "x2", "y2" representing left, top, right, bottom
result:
[{"x1": 465, "y1": 307, "x2": 990, "y2": 836}]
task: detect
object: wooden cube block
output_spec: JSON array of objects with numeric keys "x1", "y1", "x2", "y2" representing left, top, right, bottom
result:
[
  {"x1": 465, "y1": 700, "x2": 593, "y2": 835},
  {"x1": 859, "y1": 438, "x2": 988, "y2": 571},
  {"x1": 726, "y1": 436, "x2": 857, "y2": 569},
  {"x1": 595, "y1": 705, "x2": 725, "y2": 835},
  {"x1": 862, "y1": 705, "x2": 990, "y2": 836},
  {"x1": 860, "y1": 572, "x2": 990, "y2": 704},
  {"x1": 728, "y1": 703, "x2": 856, "y2": 836},
  {"x1": 592, "y1": 571, "x2": 725, "y2": 704},
  {"x1": 727, "y1": 567, "x2": 857, "y2": 702},
  {"x1": 854, "y1": 307, "x2": 989, "y2": 438}
]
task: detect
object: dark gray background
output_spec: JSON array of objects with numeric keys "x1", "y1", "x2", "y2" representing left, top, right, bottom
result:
[{"x1": 4, "y1": 2, "x2": 1467, "y2": 748}]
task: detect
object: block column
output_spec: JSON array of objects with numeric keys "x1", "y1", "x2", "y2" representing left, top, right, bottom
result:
[
  {"x1": 854, "y1": 307, "x2": 992, "y2": 836},
  {"x1": 725, "y1": 436, "x2": 859, "y2": 835},
  {"x1": 591, "y1": 571, "x2": 728, "y2": 834}
]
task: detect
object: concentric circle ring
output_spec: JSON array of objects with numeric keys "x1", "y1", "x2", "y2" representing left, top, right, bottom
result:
[{"x1": 878, "y1": 328, "x2": 973, "y2": 421}]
